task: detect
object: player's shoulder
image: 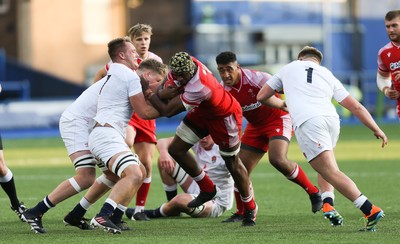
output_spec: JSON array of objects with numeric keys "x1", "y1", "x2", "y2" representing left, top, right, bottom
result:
[
  {"x1": 109, "y1": 63, "x2": 138, "y2": 80},
  {"x1": 378, "y1": 42, "x2": 395, "y2": 55},
  {"x1": 242, "y1": 68, "x2": 271, "y2": 81},
  {"x1": 148, "y1": 52, "x2": 163, "y2": 63}
]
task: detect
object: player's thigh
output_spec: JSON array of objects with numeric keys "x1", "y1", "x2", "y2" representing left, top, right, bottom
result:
[
  {"x1": 133, "y1": 142, "x2": 155, "y2": 165},
  {"x1": 125, "y1": 124, "x2": 136, "y2": 148},
  {"x1": 295, "y1": 116, "x2": 339, "y2": 162},
  {"x1": 89, "y1": 127, "x2": 132, "y2": 172}
]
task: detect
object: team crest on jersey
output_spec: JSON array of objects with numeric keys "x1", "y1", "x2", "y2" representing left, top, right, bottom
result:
[
  {"x1": 211, "y1": 156, "x2": 217, "y2": 163},
  {"x1": 388, "y1": 52, "x2": 391, "y2": 58}
]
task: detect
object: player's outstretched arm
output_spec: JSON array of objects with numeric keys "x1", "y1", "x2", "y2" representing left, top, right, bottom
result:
[
  {"x1": 339, "y1": 95, "x2": 388, "y2": 148},
  {"x1": 257, "y1": 84, "x2": 287, "y2": 112},
  {"x1": 130, "y1": 93, "x2": 161, "y2": 120},
  {"x1": 157, "y1": 137, "x2": 175, "y2": 174}
]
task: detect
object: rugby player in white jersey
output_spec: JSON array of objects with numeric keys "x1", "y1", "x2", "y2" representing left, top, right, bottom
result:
[
  {"x1": 93, "y1": 23, "x2": 163, "y2": 221},
  {"x1": 257, "y1": 46, "x2": 387, "y2": 232},
  {"x1": 64, "y1": 58, "x2": 168, "y2": 231},
  {"x1": 86, "y1": 37, "x2": 161, "y2": 234},
  {"x1": 21, "y1": 51, "x2": 127, "y2": 234}
]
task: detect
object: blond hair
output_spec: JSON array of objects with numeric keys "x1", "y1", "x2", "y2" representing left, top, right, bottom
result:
[
  {"x1": 138, "y1": 58, "x2": 168, "y2": 78},
  {"x1": 128, "y1": 23, "x2": 153, "y2": 39}
]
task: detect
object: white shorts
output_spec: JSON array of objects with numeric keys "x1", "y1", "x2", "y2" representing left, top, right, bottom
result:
[
  {"x1": 88, "y1": 127, "x2": 131, "y2": 168},
  {"x1": 188, "y1": 194, "x2": 227, "y2": 218},
  {"x1": 59, "y1": 115, "x2": 90, "y2": 155},
  {"x1": 186, "y1": 180, "x2": 200, "y2": 195},
  {"x1": 295, "y1": 116, "x2": 340, "y2": 162}
]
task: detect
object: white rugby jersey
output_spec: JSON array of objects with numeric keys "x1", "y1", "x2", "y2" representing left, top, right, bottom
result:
[
  {"x1": 267, "y1": 60, "x2": 349, "y2": 128},
  {"x1": 94, "y1": 63, "x2": 142, "y2": 137},
  {"x1": 192, "y1": 143, "x2": 234, "y2": 209},
  {"x1": 61, "y1": 77, "x2": 107, "y2": 121}
]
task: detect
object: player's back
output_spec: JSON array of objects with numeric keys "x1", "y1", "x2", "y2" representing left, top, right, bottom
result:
[
  {"x1": 62, "y1": 77, "x2": 107, "y2": 120},
  {"x1": 183, "y1": 58, "x2": 240, "y2": 117},
  {"x1": 270, "y1": 60, "x2": 346, "y2": 127}
]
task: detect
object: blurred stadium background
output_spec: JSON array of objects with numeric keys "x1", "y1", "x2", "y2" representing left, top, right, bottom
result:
[{"x1": 0, "y1": 0, "x2": 399, "y2": 139}]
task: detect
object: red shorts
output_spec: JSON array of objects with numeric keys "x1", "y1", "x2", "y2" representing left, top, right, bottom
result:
[
  {"x1": 184, "y1": 106, "x2": 242, "y2": 151},
  {"x1": 241, "y1": 113, "x2": 293, "y2": 152},
  {"x1": 128, "y1": 113, "x2": 157, "y2": 144}
]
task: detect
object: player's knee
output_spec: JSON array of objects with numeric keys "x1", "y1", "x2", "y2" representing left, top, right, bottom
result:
[
  {"x1": 111, "y1": 152, "x2": 141, "y2": 178},
  {"x1": 121, "y1": 163, "x2": 145, "y2": 185},
  {"x1": 186, "y1": 195, "x2": 206, "y2": 217},
  {"x1": 96, "y1": 174, "x2": 116, "y2": 188},
  {"x1": 74, "y1": 169, "x2": 96, "y2": 190},
  {"x1": 125, "y1": 170, "x2": 145, "y2": 186},
  {"x1": 221, "y1": 154, "x2": 239, "y2": 170},
  {"x1": 269, "y1": 154, "x2": 286, "y2": 167},
  {"x1": 140, "y1": 156, "x2": 152, "y2": 174}
]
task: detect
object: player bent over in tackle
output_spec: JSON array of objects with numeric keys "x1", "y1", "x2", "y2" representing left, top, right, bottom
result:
[
  {"x1": 125, "y1": 135, "x2": 234, "y2": 219},
  {"x1": 142, "y1": 52, "x2": 257, "y2": 226}
]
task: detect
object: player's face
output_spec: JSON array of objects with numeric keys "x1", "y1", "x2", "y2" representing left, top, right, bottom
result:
[
  {"x1": 132, "y1": 33, "x2": 151, "y2": 59},
  {"x1": 125, "y1": 42, "x2": 139, "y2": 71},
  {"x1": 199, "y1": 135, "x2": 214, "y2": 150},
  {"x1": 217, "y1": 61, "x2": 240, "y2": 87},
  {"x1": 144, "y1": 71, "x2": 165, "y2": 91},
  {"x1": 172, "y1": 72, "x2": 192, "y2": 85},
  {"x1": 385, "y1": 16, "x2": 400, "y2": 44}
]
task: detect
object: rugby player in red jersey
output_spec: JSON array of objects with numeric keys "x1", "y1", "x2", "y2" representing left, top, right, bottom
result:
[{"x1": 215, "y1": 51, "x2": 322, "y2": 223}]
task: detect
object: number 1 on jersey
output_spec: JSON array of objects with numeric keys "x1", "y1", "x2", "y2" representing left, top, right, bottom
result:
[{"x1": 305, "y1": 67, "x2": 313, "y2": 83}]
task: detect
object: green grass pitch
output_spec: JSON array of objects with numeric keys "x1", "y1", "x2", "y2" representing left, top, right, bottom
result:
[{"x1": 0, "y1": 124, "x2": 399, "y2": 243}]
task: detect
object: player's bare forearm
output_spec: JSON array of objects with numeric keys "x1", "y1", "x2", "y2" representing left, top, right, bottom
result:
[
  {"x1": 339, "y1": 96, "x2": 388, "y2": 147},
  {"x1": 147, "y1": 93, "x2": 185, "y2": 118}
]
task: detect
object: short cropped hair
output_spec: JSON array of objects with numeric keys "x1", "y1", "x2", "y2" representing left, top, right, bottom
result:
[
  {"x1": 107, "y1": 36, "x2": 132, "y2": 62},
  {"x1": 128, "y1": 23, "x2": 153, "y2": 39},
  {"x1": 297, "y1": 46, "x2": 323, "y2": 64},
  {"x1": 385, "y1": 10, "x2": 400, "y2": 21},
  {"x1": 215, "y1": 51, "x2": 237, "y2": 65},
  {"x1": 138, "y1": 58, "x2": 168, "y2": 78}
]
